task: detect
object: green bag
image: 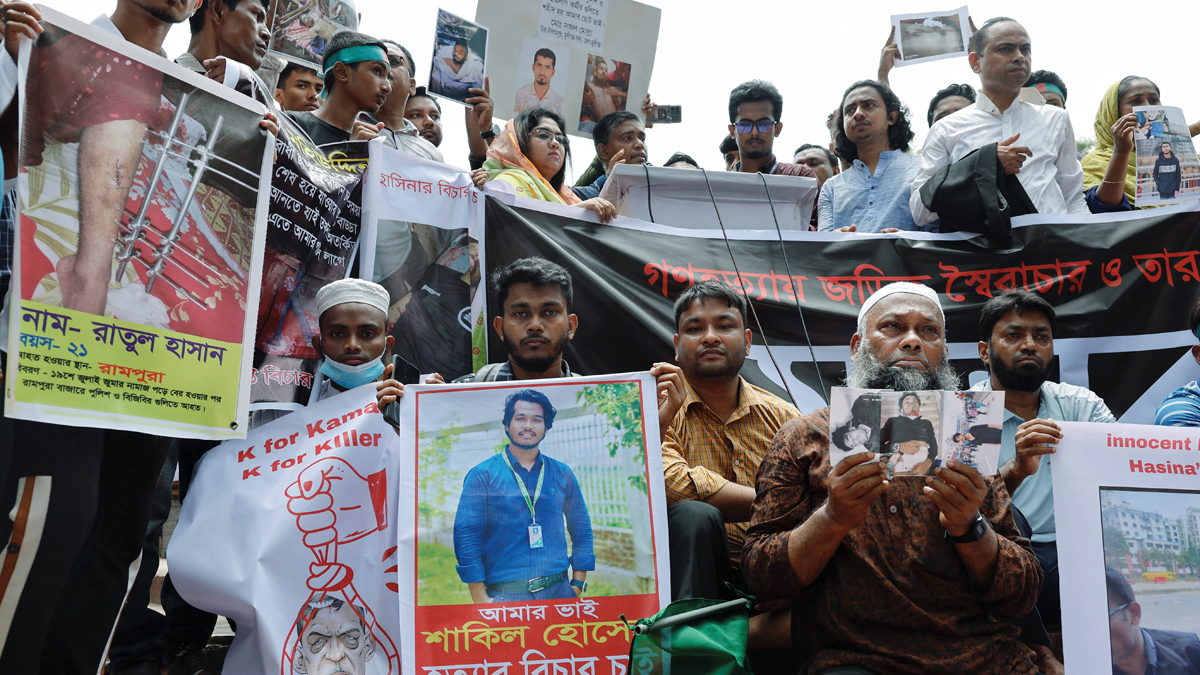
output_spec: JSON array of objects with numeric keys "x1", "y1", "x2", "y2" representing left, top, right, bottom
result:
[{"x1": 627, "y1": 597, "x2": 752, "y2": 675}]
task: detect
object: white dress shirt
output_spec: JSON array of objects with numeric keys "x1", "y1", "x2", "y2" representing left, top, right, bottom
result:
[{"x1": 909, "y1": 91, "x2": 1088, "y2": 225}]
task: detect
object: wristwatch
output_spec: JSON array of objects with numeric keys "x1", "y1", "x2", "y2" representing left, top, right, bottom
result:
[
  {"x1": 946, "y1": 513, "x2": 989, "y2": 544},
  {"x1": 479, "y1": 123, "x2": 500, "y2": 141},
  {"x1": 570, "y1": 579, "x2": 587, "y2": 593}
]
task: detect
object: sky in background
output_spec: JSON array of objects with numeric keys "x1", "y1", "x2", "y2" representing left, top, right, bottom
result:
[{"x1": 44, "y1": 0, "x2": 1200, "y2": 181}]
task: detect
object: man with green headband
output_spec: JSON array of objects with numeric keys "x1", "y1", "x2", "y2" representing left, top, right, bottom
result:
[{"x1": 287, "y1": 30, "x2": 392, "y2": 148}]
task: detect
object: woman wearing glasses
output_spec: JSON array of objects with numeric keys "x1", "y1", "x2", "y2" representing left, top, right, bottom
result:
[{"x1": 474, "y1": 107, "x2": 616, "y2": 221}]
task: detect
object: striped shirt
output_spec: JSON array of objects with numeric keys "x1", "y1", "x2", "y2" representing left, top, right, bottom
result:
[
  {"x1": 661, "y1": 377, "x2": 800, "y2": 565},
  {"x1": 1156, "y1": 381, "x2": 1200, "y2": 427}
]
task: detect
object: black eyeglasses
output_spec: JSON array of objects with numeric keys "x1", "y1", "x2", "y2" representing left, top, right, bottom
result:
[
  {"x1": 1108, "y1": 602, "x2": 1131, "y2": 617},
  {"x1": 734, "y1": 119, "x2": 776, "y2": 135},
  {"x1": 531, "y1": 129, "x2": 569, "y2": 146}
]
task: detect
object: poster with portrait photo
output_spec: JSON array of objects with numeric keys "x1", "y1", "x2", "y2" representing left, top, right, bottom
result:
[
  {"x1": 427, "y1": 9, "x2": 488, "y2": 107},
  {"x1": 6, "y1": 7, "x2": 273, "y2": 439},
  {"x1": 577, "y1": 53, "x2": 630, "y2": 134},
  {"x1": 880, "y1": 390, "x2": 941, "y2": 477},
  {"x1": 512, "y1": 37, "x2": 571, "y2": 117},
  {"x1": 267, "y1": 0, "x2": 358, "y2": 70},
  {"x1": 1133, "y1": 105, "x2": 1200, "y2": 206},
  {"x1": 476, "y1": 0, "x2": 660, "y2": 140},
  {"x1": 937, "y1": 390, "x2": 1003, "y2": 476},
  {"x1": 1052, "y1": 422, "x2": 1200, "y2": 673},
  {"x1": 890, "y1": 6, "x2": 971, "y2": 67},
  {"x1": 396, "y1": 373, "x2": 669, "y2": 675}
]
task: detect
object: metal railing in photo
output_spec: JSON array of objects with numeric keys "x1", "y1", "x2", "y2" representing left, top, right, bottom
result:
[{"x1": 113, "y1": 93, "x2": 262, "y2": 309}]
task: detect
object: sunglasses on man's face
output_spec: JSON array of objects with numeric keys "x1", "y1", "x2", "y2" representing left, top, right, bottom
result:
[
  {"x1": 734, "y1": 119, "x2": 776, "y2": 135},
  {"x1": 531, "y1": 129, "x2": 569, "y2": 146}
]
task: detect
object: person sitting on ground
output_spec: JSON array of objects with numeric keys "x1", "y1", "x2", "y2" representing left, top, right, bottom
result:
[
  {"x1": 571, "y1": 110, "x2": 647, "y2": 200},
  {"x1": 928, "y1": 83, "x2": 976, "y2": 128},
  {"x1": 1155, "y1": 296, "x2": 1200, "y2": 427},
  {"x1": 474, "y1": 106, "x2": 615, "y2": 221},
  {"x1": 720, "y1": 134, "x2": 740, "y2": 172},
  {"x1": 740, "y1": 281, "x2": 1043, "y2": 674},
  {"x1": 664, "y1": 152, "x2": 700, "y2": 169},
  {"x1": 820, "y1": 79, "x2": 922, "y2": 233},
  {"x1": 793, "y1": 144, "x2": 838, "y2": 186},
  {"x1": 1025, "y1": 70, "x2": 1067, "y2": 108}
]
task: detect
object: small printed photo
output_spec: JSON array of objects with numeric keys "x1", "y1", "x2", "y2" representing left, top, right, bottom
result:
[
  {"x1": 828, "y1": 387, "x2": 883, "y2": 468},
  {"x1": 427, "y1": 9, "x2": 488, "y2": 106},
  {"x1": 938, "y1": 390, "x2": 1003, "y2": 476},
  {"x1": 415, "y1": 381, "x2": 657, "y2": 606},
  {"x1": 1133, "y1": 106, "x2": 1200, "y2": 206},
  {"x1": 880, "y1": 391, "x2": 940, "y2": 477},
  {"x1": 1100, "y1": 488, "x2": 1200, "y2": 669},
  {"x1": 578, "y1": 53, "x2": 631, "y2": 134},
  {"x1": 267, "y1": 0, "x2": 358, "y2": 69},
  {"x1": 890, "y1": 6, "x2": 970, "y2": 67},
  {"x1": 512, "y1": 37, "x2": 570, "y2": 117}
]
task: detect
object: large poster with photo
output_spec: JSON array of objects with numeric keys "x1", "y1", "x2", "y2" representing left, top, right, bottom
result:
[
  {"x1": 482, "y1": 197, "x2": 1200, "y2": 424},
  {"x1": 1052, "y1": 422, "x2": 1200, "y2": 672},
  {"x1": 397, "y1": 373, "x2": 670, "y2": 674},
  {"x1": 4, "y1": 7, "x2": 272, "y2": 439},
  {"x1": 361, "y1": 142, "x2": 482, "y2": 381},
  {"x1": 252, "y1": 133, "x2": 368, "y2": 411},
  {"x1": 477, "y1": 0, "x2": 660, "y2": 139},
  {"x1": 1133, "y1": 105, "x2": 1200, "y2": 206},
  {"x1": 168, "y1": 385, "x2": 400, "y2": 675},
  {"x1": 267, "y1": 0, "x2": 358, "y2": 69}
]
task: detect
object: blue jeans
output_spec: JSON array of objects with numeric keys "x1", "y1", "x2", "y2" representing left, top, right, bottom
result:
[{"x1": 487, "y1": 577, "x2": 576, "y2": 603}]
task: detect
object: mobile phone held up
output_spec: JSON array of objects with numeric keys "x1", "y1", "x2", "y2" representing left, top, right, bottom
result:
[
  {"x1": 384, "y1": 355, "x2": 422, "y2": 429},
  {"x1": 651, "y1": 105, "x2": 682, "y2": 124}
]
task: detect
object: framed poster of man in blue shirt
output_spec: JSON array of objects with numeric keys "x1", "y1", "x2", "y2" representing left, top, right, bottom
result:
[{"x1": 395, "y1": 373, "x2": 670, "y2": 675}]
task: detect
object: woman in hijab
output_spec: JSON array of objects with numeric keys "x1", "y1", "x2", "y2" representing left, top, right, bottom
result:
[{"x1": 474, "y1": 106, "x2": 615, "y2": 221}]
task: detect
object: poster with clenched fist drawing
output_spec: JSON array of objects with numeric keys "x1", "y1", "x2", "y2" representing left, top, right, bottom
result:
[{"x1": 167, "y1": 385, "x2": 400, "y2": 675}]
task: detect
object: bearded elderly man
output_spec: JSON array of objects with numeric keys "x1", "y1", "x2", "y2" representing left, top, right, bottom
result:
[{"x1": 741, "y1": 282, "x2": 1043, "y2": 675}]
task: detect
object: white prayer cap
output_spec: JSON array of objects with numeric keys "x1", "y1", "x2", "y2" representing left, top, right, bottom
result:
[
  {"x1": 856, "y1": 282, "x2": 944, "y2": 334},
  {"x1": 316, "y1": 278, "x2": 391, "y2": 317}
]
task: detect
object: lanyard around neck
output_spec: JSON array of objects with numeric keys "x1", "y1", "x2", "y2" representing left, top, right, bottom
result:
[{"x1": 501, "y1": 449, "x2": 544, "y2": 524}]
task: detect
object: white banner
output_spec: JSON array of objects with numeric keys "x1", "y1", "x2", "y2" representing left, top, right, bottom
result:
[
  {"x1": 1052, "y1": 421, "x2": 1200, "y2": 673},
  {"x1": 395, "y1": 373, "x2": 671, "y2": 674},
  {"x1": 168, "y1": 385, "x2": 401, "y2": 675},
  {"x1": 361, "y1": 141, "x2": 485, "y2": 380}
]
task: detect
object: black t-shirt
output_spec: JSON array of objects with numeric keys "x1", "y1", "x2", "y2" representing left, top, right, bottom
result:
[{"x1": 286, "y1": 111, "x2": 351, "y2": 148}]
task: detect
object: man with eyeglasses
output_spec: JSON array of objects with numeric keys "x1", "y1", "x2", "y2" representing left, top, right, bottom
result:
[
  {"x1": 726, "y1": 80, "x2": 820, "y2": 228},
  {"x1": 1107, "y1": 565, "x2": 1200, "y2": 674},
  {"x1": 370, "y1": 40, "x2": 442, "y2": 160}
]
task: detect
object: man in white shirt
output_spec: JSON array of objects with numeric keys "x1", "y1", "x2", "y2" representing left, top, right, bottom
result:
[{"x1": 909, "y1": 17, "x2": 1088, "y2": 227}]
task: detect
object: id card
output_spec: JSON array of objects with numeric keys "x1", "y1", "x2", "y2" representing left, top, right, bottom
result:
[{"x1": 528, "y1": 524, "x2": 543, "y2": 549}]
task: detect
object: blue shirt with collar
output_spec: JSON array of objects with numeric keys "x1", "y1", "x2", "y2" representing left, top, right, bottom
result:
[
  {"x1": 570, "y1": 174, "x2": 607, "y2": 200},
  {"x1": 817, "y1": 150, "x2": 925, "y2": 232},
  {"x1": 453, "y1": 446, "x2": 595, "y2": 584},
  {"x1": 969, "y1": 378, "x2": 1115, "y2": 542}
]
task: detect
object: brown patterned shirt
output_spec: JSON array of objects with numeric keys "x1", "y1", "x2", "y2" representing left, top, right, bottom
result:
[{"x1": 740, "y1": 409, "x2": 1042, "y2": 675}]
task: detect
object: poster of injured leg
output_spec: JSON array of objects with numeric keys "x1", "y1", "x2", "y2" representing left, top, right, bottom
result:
[
  {"x1": 4, "y1": 7, "x2": 272, "y2": 439},
  {"x1": 396, "y1": 374, "x2": 670, "y2": 675},
  {"x1": 360, "y1": 141, "x2": 482, "y2": 381},
  {"x1": 1051, "y1": 421, "x2": 1200, "y2": 674},
  {"x1": 251, "y1": 130, "x2": 368, "y2": 413},
  {"x1": 167, "y1": 385, "x2": 400, "y2": 675},
  {"x1": 267, "y1": 0, "x2": 358, "y2": 70},
  {"x1": 476, "y1": 0, "x2": 660, "y2": 139}
]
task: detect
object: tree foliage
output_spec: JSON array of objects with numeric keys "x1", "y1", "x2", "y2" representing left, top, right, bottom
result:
[{"x1": 576, "y1": 382, "x2": 648, "y2": 494}]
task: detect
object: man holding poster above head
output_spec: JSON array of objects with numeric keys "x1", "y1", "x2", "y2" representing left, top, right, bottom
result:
[
  {"x1": 453, "y1": 388, "x2": 594, "y2": 603},
  {"x1": 970, "y1": 289, "x2": 1115, "y2": 632},
  {"x1": 741, "y1": 281, "x2": 1044, "y2": 674},
  {"x1": 910, "y1": 17, "x2": 1089, "y2": 227}
]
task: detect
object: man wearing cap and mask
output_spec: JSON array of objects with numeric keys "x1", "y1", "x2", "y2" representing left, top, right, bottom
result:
[
  {"x1": 740, "y1": 282, "x2": 1043, "y2": 675},
  {"x1": 286, "y1": 30, "x2": 393, "y2": 147}
]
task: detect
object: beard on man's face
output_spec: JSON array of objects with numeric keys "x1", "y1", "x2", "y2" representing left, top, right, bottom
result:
[
  {"x1": 989, "y1": 346, "x2": 1049, "y2": 392},
  {"x1": 848, "y1": 340, "x2": 960, "y2": 391},
  {"x1": 503, "y1": 330, "x2": 566, "y2": 374}
]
